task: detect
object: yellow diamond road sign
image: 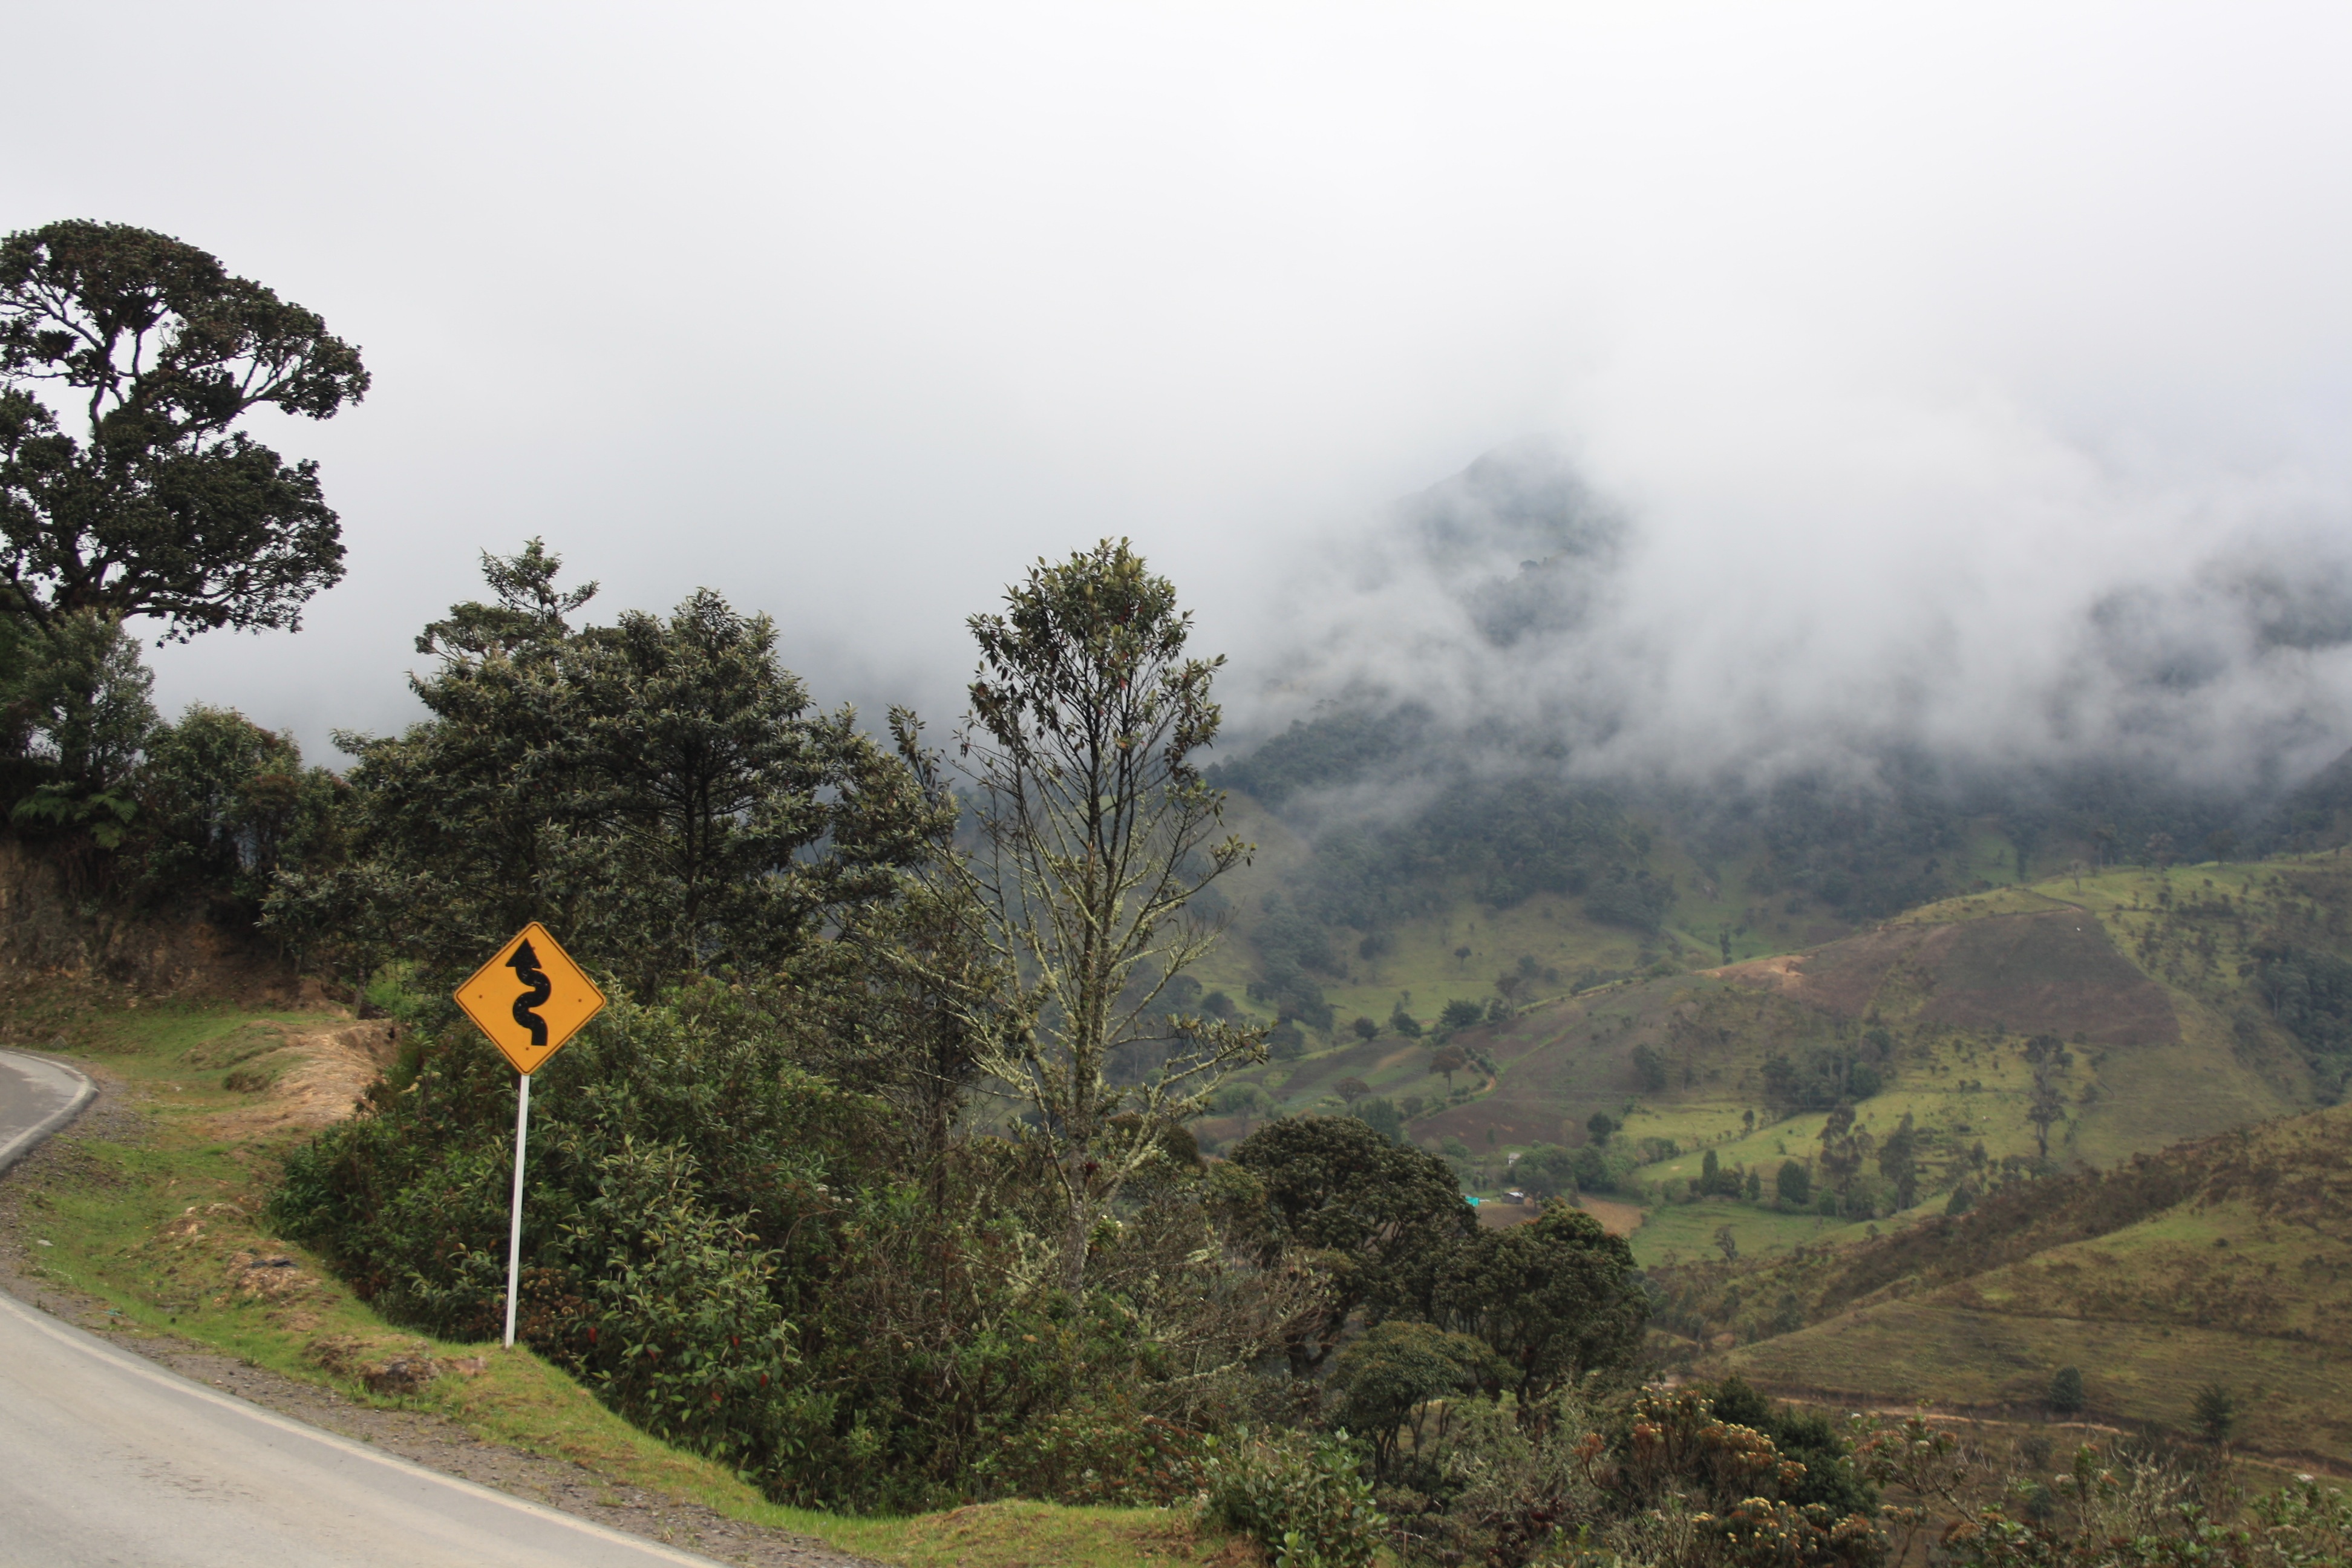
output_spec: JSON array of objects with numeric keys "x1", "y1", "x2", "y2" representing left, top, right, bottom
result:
[{"x1": 455, "y1": 923, "x2": 607, "y2": 1075}]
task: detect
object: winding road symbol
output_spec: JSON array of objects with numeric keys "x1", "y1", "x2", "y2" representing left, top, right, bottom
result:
[
  {"x1": 506, "y1": 939, "x2": 554, "y2": 1049},
  {"x1": 454, "y1": 923, "x2": 606, "y2": 1075}
]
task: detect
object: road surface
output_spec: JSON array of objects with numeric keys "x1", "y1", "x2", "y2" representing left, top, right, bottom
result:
[
  {"x1": 0, "y1": 1045, "x2": 94, "y2": 1178},
  {"x1": 0, "y1": 1048, "x2": 734, "y2": 1567}
]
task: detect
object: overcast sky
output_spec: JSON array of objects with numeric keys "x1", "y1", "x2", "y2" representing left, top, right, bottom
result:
[{"x1": 8, "y1": 4, "x2": 2351, "y2": 778}]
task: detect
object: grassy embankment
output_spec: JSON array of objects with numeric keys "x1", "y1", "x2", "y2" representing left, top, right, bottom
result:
[{"x1": 0, "y1": 981, "x2": 1255, "y2": 1568}]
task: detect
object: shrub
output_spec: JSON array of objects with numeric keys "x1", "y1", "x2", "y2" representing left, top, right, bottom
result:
[
  {"x1": 2048, "y1": 1365, "x2": 2085, "y2": 1416},
  {"x1": 1631, "y1": 1044, "x2": 1670, "y2": 1093},
  {"x1": 1203, "y1": 1428, "x2": 1386, "y2": 1568},
  {"x1": 1775, "y1": 1160, "x2": 1812, "y2": 1207}
]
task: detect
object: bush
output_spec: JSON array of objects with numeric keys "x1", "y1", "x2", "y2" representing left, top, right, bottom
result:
[
  {"x1": 1440, "y1": 998, "x2": 1485, "y2": 1030},
  {"x1": 1775, "y1": 1160, "x2": 1812, "y2": 1207},
  {"x1": 1203, "y1": 1427, "x2": 1386, "y2": 1568},
  {"x1": 1631, "y1": 1044, "x2": 1669, "y2": 1094},
  {"x1": 1356, "y1": 1097, "x2": 1404, "y2": 1143},
  {"x1": 2048, "y1": 1365, "x2": 2085, "y2": 1416},
  {"x1": 1379, "y1": 1388, "x2": 1604, "y2": 1568}
]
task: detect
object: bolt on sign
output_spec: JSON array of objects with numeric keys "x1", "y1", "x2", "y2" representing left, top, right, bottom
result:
[{"x1": 455, "y1": 922, "x2": 607, "y2": 1076}]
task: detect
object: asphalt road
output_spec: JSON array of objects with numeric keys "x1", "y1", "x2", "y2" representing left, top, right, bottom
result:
[
  {"x1": 0, "y1": 1046, "x2": 94, "y2": 1178},
  {"x1": 0, "y1": 1048, "x2": 733, "y2": 1568}
]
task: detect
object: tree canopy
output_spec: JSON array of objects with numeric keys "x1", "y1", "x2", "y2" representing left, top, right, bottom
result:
[{"x1": 0, "y1": 221, "x2": 367, "y2": 638}]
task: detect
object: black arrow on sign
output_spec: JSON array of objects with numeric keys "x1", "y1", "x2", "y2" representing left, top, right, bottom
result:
[{"x1": 506, "y1": 939, "x2": 552, "y2": 1049}]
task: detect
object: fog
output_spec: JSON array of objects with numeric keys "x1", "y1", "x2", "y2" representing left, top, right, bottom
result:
[{"x1": 6, "y1": 4, "x2": 2350, "y2": 786}]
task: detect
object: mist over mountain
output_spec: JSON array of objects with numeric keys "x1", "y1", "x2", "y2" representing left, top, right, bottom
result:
[{"x1": 1229, "y1": 437, "x2": 2352, "y2": 805}]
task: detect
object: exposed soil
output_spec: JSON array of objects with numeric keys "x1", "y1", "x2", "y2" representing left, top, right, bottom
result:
[
  {"x1": 0, "y1": 1062, "x2": 881, "y2": 1568},
  {"x1": 198, "y1": 1016, "x2": 408, "y2": 1138}
]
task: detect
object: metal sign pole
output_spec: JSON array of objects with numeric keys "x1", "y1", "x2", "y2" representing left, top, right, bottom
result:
[{"x1": 503, "y1": 1071, "x2": 531, "y2": 1350}]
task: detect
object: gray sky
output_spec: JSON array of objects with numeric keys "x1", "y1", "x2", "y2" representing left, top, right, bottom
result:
[{"x1": 8, "y1": 4, "x2": 2351, "y2": 779}]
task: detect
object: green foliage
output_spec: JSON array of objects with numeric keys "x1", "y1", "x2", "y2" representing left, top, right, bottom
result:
[
  {"x1": 953, "y1": 538, "x2": 1262, "y2": 1296},
  {"x1": 1201, "y1": 1428, "x2": 1385, "y2": 1568},
  {"x1": 1390, "y1": 1002, "x2": 1423, "y2": 1039},
  {"x1": 1598, "y1": 1385, "x2": 1885, "y2": 1568},
  {"x1": 1708, "y1": 1377, "x2": 1880, "y2": 1518},
  {"x1": 0, "y1": 220, "x2": 365, "y2": 637},
  {"x1": 1431, "y1": 1203, "x2": 1647, "y2": 1400},
  {"x1": 2049, "y1": 1365, "x2": 2086, "y2": 1416},
  {"x1": 1326, "y1": 1320, "x2": 1506, "y2": 1480},
  {"x1": 1229, "y1": 1115, "x2": 1472, "y2": 1372},
  {"x1": 1351, "y1": 1014, "x2": 1379, "y2": 1040},
  {"x1": 1762, "y1": 1044, "x2": 1886, "y2": 1114},
  {"x1": 2189, "y1": 1383, "x2": 2235, "y2": 1445},
  {"x1": 1440, "y1": 998, "x2": 1485, "y2": 1030},
  {"x1": 0, "y1": 611, "x2": 155, "y2": 790},
  {"x1": 1356, "y1": 1097, "x2": 1404, "y2": 1143},
  {"x1": 1515, "y1": 1143, "x2": 1578, "y2": 1199},
  {"x1": 138, "y1": 704, "x2": 341, "y2": 913},
  {"x1": 1776, "y1": 1159, "x2": 1812, "y2": 1207},
  {"x1": 1632, "y1": 1042, "x2": 1669, "y2": 1094},
  {"x1": 1941, "y1": 1455, "x2": 2350, "y2": 1567},
  {"x1": 269, "y1": 544, "x2": 941, "y2": 997},
  {"x1": 1249, "y1": 898, "x2": 1339, "y2": 1030},
  {"x1": 1208, "y1": 706, "x2": 1421, "y2": 808},
  {"x1": 276, "y1": 982, "x2": 1269, "y2": 1511},
  {"x1": 2251, "y1": 938, "x2": 2352, "y2": 1097}
]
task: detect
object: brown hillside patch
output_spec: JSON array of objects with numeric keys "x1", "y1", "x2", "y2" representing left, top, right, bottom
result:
[
  {"x1": 1578, "y1": 1195, "x2": 1644, "y2": 1236},
  {"x1": 1915, "y1": 912, "x2": 2178, "y2": 1044},
  {"x1": 1731, "y1": 911, "x2": 2177, "y2": 1046},
  {"x1": 202, "y1": 1019, "x2": 405, "y2": 1139},
  {"x1": 1714, "y1": 953, "x2": 1808, "y2": 988},
  {"x1": 1416, "y1": 1073, "x2": 1587, "y2": 1148}
]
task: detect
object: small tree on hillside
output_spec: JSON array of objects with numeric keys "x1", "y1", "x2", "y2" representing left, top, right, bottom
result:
[
  {"x1": 2192, "y1": 1383, "x2": 2236, "y2": 1446},
  {"x1": 2048, "y1": 1365, "x2": 2085, "y2": 1417},
  {"x1": 1335, "y1": 1077, "x2": 1370, "y2": 1108},
  {"x1": 1440, "y1": 997, "x2": 1485, "y2": 1030},
  {"x1": 950, "y1": 538, "x2": 1261, "y2": 1295},
  {"x1": 1775, "y1": 1160, "x2": 1811, "y2": 1208},
  {"x1": 2024, "y1": 1034, "x2": 2072, "y2": 1162},
  {"x1": 1431, "y1": 1045, "x2": 1467, "y2": 1088},
  {"x1": 1352, "y1": 1014, "x2": 1379, "y2": 1042},
  {"x1": 0, "y1": 221, "x2": 368, "y2": 639}
]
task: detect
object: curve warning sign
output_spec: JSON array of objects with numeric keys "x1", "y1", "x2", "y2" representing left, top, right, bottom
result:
[{"x1": 455, "y1": 923, "x2": 607, "y2": 1075}]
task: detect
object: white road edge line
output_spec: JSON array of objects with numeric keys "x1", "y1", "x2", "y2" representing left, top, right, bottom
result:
[
  {"x1": 0, "y1": 1242, "x2": 731, "y2": 1566},
  {"x1": 0, "y1": 1048, "x2": 97, "y2": 1176}
]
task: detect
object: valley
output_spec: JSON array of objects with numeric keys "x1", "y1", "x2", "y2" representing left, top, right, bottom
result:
[{"x1": 1192, "y1": 797, "x2": 2352, "y2": 1466}]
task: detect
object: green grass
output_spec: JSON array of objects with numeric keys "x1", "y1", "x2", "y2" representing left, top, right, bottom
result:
[
  {"x1": 4, "y1": 983, "x2": 1258, "y2": 1567},
  {"x1": 1722, "y1": 1104, "x2": 2352, "y2": 1467},
  {"x1": 1624, "y1": 1197, "x2": 1873, "y2": 1269}
]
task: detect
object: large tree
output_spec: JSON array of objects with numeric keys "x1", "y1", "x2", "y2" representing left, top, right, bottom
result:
[
  {"x1": 0, "y1": 221, "x2": 367, "y2": 639},
  {"x1": 269, "y1": 542, "x2": 945, "y2": 997},
  {"x1": 950, "y1": 538, "x2": 1260, "y2": 1295},
  {"x1": 1228, "y1": 1114, "x2": 1475, "y2": 1373}
]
